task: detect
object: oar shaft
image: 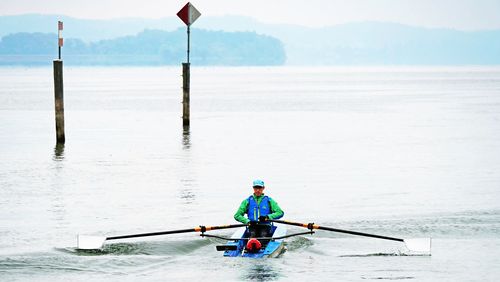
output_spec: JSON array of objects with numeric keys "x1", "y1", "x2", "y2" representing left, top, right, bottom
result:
[
  {"x1": 317, "y1": 226, "x2": 403, "y2": 242},
  {"x1": 107, "y1": 224, "x2": 247, "y2": 241},
  {"x1": 107, "y1": 228, "x2": 196, "y2": 240},
  {"x1": 271, "y1": 219, "x2": 403, "y2": 242},
  {"x1": 206, "y1": 224, "x2": 247, "y2": 231},
  {"x1": 202, "y1": 231, "x2": 315, "y2": 241},
  {"x1": 271, "y1": 219, "x2": 309, "y2": 228}
]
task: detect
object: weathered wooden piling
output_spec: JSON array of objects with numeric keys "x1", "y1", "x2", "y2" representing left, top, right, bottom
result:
[
  {"x1": 182, "y1": 62, "x2": 190, "y2": 126},
  {"x1": 177, "y1": 3, "x2": 200, "y2": 127},
  {"x1": 53, "y1": 60, "x2": 65, "y2": 143}
]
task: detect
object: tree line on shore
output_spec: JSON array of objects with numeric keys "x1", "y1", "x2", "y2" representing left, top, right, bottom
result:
[{"x1": 0, "y1": 28, "x2": 286, "y2": 66}]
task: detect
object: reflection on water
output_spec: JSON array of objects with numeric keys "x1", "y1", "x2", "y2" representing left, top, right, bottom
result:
[
  {"x1": 179, "y1": 180, "x2": 196, "y2": 204},
  {"x1": 50, "y1": 142, "x2": 68, "y2": 233},
  {"x1": 53, "y1": 143, "x2": 65, "y2": 161},
  {"x1": 182, "y1": 125, "x2": 191, "y2": 150},
  {"x1": 242, "y1": 264, "x2": 281, "y2": 281},
  {"x1": 179, "y1": 125, "x2": 196, "y2": 204}
]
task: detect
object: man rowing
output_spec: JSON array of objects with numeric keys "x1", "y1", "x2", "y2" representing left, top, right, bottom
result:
[{"x1": 234, "y1": 179, "x2": 284, "y2": 251}]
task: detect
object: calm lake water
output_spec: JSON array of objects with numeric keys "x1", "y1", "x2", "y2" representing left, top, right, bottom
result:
[{"x1": 1, "y1": 66, "x2": 500, "y2": 281}]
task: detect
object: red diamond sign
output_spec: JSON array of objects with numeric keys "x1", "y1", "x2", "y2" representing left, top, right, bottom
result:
[{"x1": 177, "y1": 2, "x2": 201, "y2": 26}]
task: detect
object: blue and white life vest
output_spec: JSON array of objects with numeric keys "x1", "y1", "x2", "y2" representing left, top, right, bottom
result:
[{"x1": 247, "y1": 195, "x2": 271, "y2": 221}]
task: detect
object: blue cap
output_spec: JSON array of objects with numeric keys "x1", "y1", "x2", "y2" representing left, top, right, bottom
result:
[{"x1": 253, "y1": 179, "x2": 265, "y2": 187}]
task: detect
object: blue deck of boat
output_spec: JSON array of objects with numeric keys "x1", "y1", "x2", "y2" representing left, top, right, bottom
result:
[{"x1": 222, "y1": 225, "x2": 286, "y2": 258}]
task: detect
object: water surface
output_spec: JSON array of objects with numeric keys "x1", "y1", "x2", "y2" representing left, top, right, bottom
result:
[{"x1": 1, "y1": 66, "x2": 500, "y2": 281}]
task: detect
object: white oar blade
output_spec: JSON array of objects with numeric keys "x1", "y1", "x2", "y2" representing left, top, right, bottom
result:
[
  {"x1": 77, "y1": 235, "x2": 107, "y2": 250},
  {"x1": 403, "y1": 238, "x2": 431, "y2": 255}
]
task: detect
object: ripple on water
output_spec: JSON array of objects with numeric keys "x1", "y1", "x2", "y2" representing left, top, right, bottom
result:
[
  {"x1": 57, "y1": 238, "x2": 213, "y2": 256},
  {"x1": 284, "y1": 236, "x2": 314, "y2": 252}
]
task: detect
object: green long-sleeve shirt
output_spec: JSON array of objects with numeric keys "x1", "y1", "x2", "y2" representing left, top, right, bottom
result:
[{"x1": 234, "y1": 194, "x2": 284, "y2": 224}]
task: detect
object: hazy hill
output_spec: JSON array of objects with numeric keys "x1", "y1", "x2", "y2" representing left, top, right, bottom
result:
[
  {"x1": 1, "y1": 14, "x2": 500, "y2": 65},
  {"x1": 268, "y1": 22, "x2": 500, "y2": 65},
  {"x1": 202, "y1": 18, "x2": 500, "y2": 65},
  {"x1": 0, "y1": 14, "x2": 181, "y2": 42},
  {"x1": 0, "y1": 28, "x2": 286, "y2": 66}
]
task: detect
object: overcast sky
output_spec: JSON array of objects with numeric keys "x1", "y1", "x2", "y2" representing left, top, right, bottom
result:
[{"x1": 1, "y1": 0, "x2": 500, "y2": 30}]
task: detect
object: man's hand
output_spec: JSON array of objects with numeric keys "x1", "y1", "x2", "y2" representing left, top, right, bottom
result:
[
  {"x1": 259, "y1": 216, "x2": 269, "y2": 222},
  {"x1": 248, "y1": 221, "x2": 258, "y2": 226}
]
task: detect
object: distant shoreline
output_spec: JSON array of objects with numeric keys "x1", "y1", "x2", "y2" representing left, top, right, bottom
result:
[
  {"x1": 1, "y1": 63, "x2": 499, "y2": 69},
  {"x1": 2, "y1": 15, "x2": 500, "y2": 66}
]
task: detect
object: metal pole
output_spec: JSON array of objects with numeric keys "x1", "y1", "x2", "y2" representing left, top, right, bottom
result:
[{"x1": 187, "y1": 25, "x2": 190, "y2": 64}]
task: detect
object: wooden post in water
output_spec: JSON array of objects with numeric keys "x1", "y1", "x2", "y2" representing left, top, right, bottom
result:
[
  {"x1": 53, "y1": 60, "x2": 65, "y2": 144},
  {"x1": 177, "y1": 3, "x2": 200, "y2": 127},
  {"x1": 182, "y1": 62, "x2": 190, "y2": 126}
]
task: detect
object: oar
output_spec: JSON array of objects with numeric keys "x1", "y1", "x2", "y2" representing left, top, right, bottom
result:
[
  {"x1": 203, "y1": 230, "x2": 315, "y2": 242},
  {"x1": 77, "y1": 224, "x2": 247, "y2": 250},
  {"x1": 271, "y1": 219, "x2": 431, "y2": 254}
]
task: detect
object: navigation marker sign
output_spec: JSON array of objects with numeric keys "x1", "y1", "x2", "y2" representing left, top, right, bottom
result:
[
  {"x1": 177, "y1": 2, "x2": 201, "y2": 26},
  {"x1": 58, "y1": 21, "x2": 63, "y2": 47},
  {"x1": 177, "y1": 2, "x2": 201, "y2": 63},
  {"x1": 58, "y1": 21, "x2": 63, "y2": 59}
]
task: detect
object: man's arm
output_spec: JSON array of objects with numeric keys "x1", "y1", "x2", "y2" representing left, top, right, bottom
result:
[
  {"x1": 267, "y1": 198, "x2": 284, "y2": 220},
  {"x1": 234, "y1": 199, "x2": 250, "y2": 224}
]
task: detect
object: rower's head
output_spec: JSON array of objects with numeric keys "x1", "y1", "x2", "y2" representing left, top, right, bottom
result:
[{"x1": 252, "y1": 179, "x2": 265, "y2": 196}]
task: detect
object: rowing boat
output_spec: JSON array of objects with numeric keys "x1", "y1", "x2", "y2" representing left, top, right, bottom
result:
[
  {"x1": 217, "y1": 225, "x2": 287, "y2": 258},
  {"x1": 77, "y1": 219, "x2": 431, "y2": 256}
]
